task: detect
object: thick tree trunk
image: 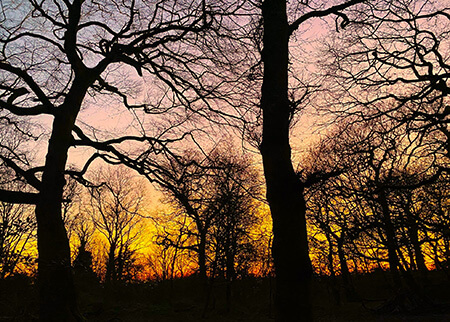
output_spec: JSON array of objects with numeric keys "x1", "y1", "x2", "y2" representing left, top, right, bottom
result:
[
  {"x1": 35, "y1": 77, "x2": 91, "y2": 319},
  {"x1": 36, "y1": 109, "x2": 82, "y2": 321},
  {"x1": 260, "y1": 0, "x2": 313, "y2": 320}
]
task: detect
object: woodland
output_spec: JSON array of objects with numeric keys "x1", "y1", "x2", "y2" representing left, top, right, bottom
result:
[{"x1": 0, "y1": 0, "x2": 449, "y2": 321}]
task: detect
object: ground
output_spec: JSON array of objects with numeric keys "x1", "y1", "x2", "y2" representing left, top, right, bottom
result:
[{"x1": 1, "y1": 271, "x2": 450, "y2": 321}]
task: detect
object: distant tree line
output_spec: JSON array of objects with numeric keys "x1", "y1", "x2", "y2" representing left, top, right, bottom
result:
[
  {"x1": 303, "y1": 117, "x2": 448, "y2": 306},
  {"x1": 0, "y1": 147, "x2": 272, "y2": 281}
]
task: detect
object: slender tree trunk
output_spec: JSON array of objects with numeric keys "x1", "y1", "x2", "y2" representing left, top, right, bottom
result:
[
  {"x1": 260, "y1": 0, "x2": 313, "y2": 320},
  {"x1": 225, "y1": 240, "x2": 235, "y2": 313},
  {"x1": 106, "y1": 243, "x2": 117, "y2": 283},
  {"x1": 198, "y1": 233, "x2": 208, "y2": 284},
  {"x1": 169, "y1": 242, "x2": 180, "y2": 304},
  {"x1": 410, "y1": 225, "x2": 427, "y2": 274},
  {"x1": 36, "y1": 108, "x2": 83, "y2": 321},
  {"x1": 397, "y1": 247, "x2": 411, "y2": 272},
  {"x1": 399, "y1": 223, "x2": 417, "y2": 271},
  {"x1": 336, "y1": 238, "x2": 357, "y2": 301},
  {"x1": 377, "y1": 191, "x2": 402, "y2": 290},
  {"x1": 405, "y1": 208, "x2": 428, "y2": 284},
  {"x1": 325, "y1": 232, "x2": 335, "y2": 278},
  {"x1": 325, "y1": 232, "x2": 340, "y2": 305}
]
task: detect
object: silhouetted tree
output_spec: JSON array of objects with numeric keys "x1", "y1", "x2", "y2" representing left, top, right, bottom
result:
[
  {"x1": 71, "y1": 203, "x2": 96, "y2": 280},
  {"x1": 0, "y1": 196, "x2": 35, "y2": 279},
  {"x1": 206, "y1": 148, "x2": 262, "y2": 312},
  {"x1": 88, "y1": 166, "x2": 145, "y2": 283},
  {"x1": 0, "y1": 119, "x2": 37, "y2": 278},
  {"x1": 154, "y1": 150, "x2": 214, "y2": 285},
  {"x1": 303, "y1": 130, "x2": 362, "y2": 302},
  {"x1": 305, "y1": 118, "x2": 444, "y2": 311},
  {"x1": 321, "y1": 0, "x2": 449, "y2": 166},
  {"x1": 153, "y1": 144, "x2": 264, "y2": 311},
  {"x1": 317, "y1": 4, "x2": 449, "y2": 297},
  {"x1": 418, "y1": 176, "x2": 450, "y2": 276},
  {"x1": 0, "y1": 1, "x2": 244, "y2": 319},
  {"x1": 259, "y1": 1, "x2": 367, "y2": 319}
]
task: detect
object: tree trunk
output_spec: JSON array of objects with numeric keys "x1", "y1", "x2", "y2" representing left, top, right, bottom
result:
[
  {"x1": 411, "y1": 229, "x2": 427, "y2": 272},
  {"x1": 106, "y1": 243, "x2": 117, "y2": 283},
  {"x1": 408, "y1": 217, "x2": 428, "y2": 283},
  {"x1": 260, "y1": 0, "x2": 313, "y2": 320},
  {"x1": 377, "y1": 191, "x2": 402, "y2": 290},
  {"x1": 225, "y1": 239, "x2": 235, "y2": 313},
  {"x1": 198, "y1": 232, "x2": 208, "y2": 284},
  {"x1": 337, "y1": 238, "x2": 357, "y2": 301},
  {"x1": 325, "y1": 232, "x2": 340, "y2": 305},
  {"x1": 325, "y1": 232, "x2": 335, "y2": 278},
  {"x1": 36, "y1": 109, "x2": 83, "y2": 321}
]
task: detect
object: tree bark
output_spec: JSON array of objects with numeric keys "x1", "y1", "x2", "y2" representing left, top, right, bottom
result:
[
  {"x1": 260, "y1": 0, "x2": 313, "y2": 320},
  {"x1": 36, "y1": 78, "x2": 89, "y2": 320},
  {"x1": 36, "y1": 109, "x2": 82, "y2": 321}
]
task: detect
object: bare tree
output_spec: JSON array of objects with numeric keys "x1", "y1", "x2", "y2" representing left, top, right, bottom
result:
[
  {"x1": 0, "y1": 117, "x2": 37, "y2": 278},
  {"x1": 304, "y1": 117, "x2": 446, "y2": 312},
  {"x1": 88, "y1": 165, "x2": 145, "y2": 283},
  {"x1": 0, "y1": 0, "x2": 249, "y2": 319},
  {"x1": 320, "y1": 0, "x2": 449, "y2": 165},
  {"x1": 317, "y1": 3, "x2": 450, "y2": 284},
  {"x1": 206, "y1": 148, "x2": 262, "y2": 312},
  {"x1": 258, "y1": 1, "x2": 369, "y2": 320},
  {"x1": 417, "y1": 175, "x2": 450, "y2": 277},
  {"x1": 70, "y1": 201, "x2": 97, "y2": 280},
  {"x1": 0, "y1": 196, "x2": 35, "y2": 279},
  {"x1": 148, "y1": 216, "x2": 193, "y2": 282},
  {"x1": 313, "y1": 2, "x2": 449, "y2": 309},
  {"x1": 153, "y1": 150, "x2": 215, "y2": 285},
  {"x1": 152, "y1": 144, "x2": 264, "y2": 308}
]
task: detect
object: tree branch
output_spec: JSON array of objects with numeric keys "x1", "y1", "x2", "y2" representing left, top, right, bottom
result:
[
  {"x1": 0, "y1": 189, "x2": 39, "y2": 204},
  {"x1": 289, "y1": 0, "x2": 366, "y2": 35}
]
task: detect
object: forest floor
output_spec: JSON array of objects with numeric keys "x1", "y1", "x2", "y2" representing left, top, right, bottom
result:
[{"x1": 2, "y1": 271, "x2": 450, "y2": 321}]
